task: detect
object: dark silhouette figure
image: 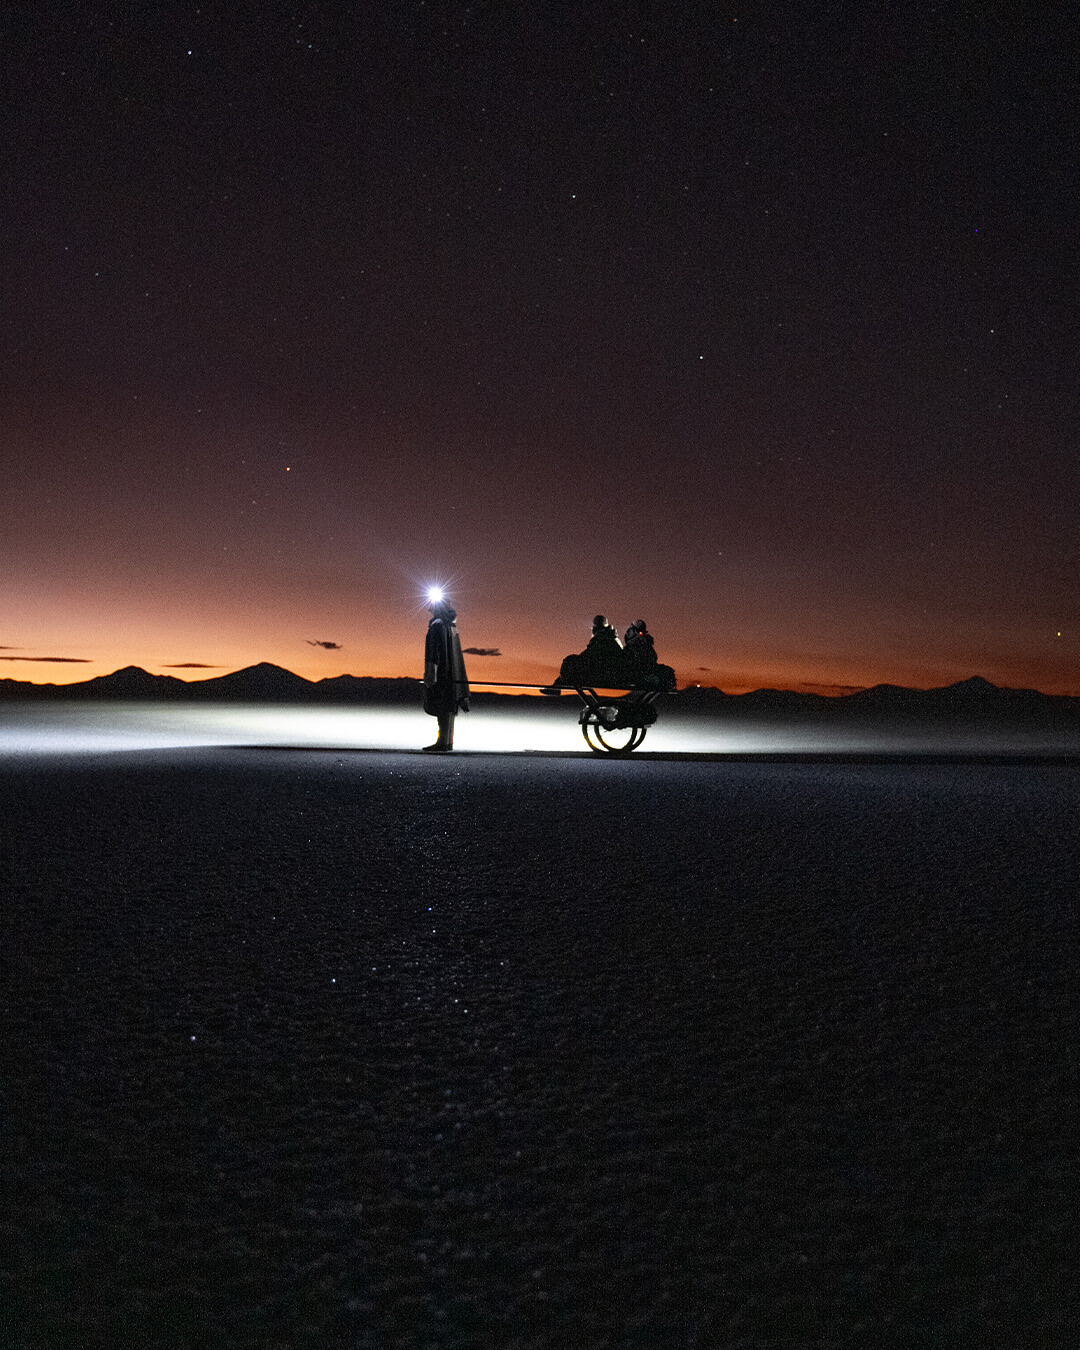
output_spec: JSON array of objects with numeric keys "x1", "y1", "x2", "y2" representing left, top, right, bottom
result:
[
  {"x1": 558, "y1": 614, "x2": 627, "y2": 687},
  {"x1": 623, "y1": 620, "x2": 657, "y2": 672},
  {"x1": 423, "y1": 600, "x2": 470, "y2": 751},
  {"x1": 586, "y1": 614, "x2": 624, "y2": 670},
  {"x1": 622, "y1": 620, "x2": 677, "y2": 691}
]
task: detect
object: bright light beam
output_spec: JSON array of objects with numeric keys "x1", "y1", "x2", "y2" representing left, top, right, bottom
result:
[{"x1": 3, "y1": 705, "x2": 1078, "y2": 758}]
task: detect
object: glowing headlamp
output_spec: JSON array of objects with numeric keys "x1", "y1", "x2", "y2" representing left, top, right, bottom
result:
[{"x1": 427, "y1": 587, "x2": 445, "y2": 603}]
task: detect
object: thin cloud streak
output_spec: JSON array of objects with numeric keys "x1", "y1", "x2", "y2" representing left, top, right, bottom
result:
[
  {"x1": 0, "y1": 655, "x2": 92, "y2": 662},
  {"x1": 464, "y1": 647, "x2": 501, "y2": 657}
]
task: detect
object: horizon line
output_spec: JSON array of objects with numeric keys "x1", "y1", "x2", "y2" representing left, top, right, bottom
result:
[{"x1": 2, "y1": 661, "x2": 1079, "y2": 700}]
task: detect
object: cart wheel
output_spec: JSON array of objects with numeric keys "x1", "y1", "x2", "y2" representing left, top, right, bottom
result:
[
  {"x1": 581, "y1": 712, "x2": 640, "y2": 755},
  {"x1": 581, "y1": 720, "x2": 604, "y2": 752},
  {"x1": 594, "y1": 722, "x2": 646, "y2": 754}
]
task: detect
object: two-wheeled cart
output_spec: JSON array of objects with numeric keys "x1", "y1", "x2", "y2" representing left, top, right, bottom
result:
[
  {"x1": 467, "y1": 682, "x2": 667, "y2": 755},
  {"x1": 570, "y1": 685, "x2": 663, "y2": 754}
]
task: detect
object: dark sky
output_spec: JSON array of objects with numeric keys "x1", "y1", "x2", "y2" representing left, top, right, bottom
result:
[{"x1": 3, "y1": 1, "x2": 1078, "y2": 691}]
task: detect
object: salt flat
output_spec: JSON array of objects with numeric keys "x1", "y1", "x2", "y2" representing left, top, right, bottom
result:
[
  {"x1": 3, "y1": 748, "x2": 1077, "y2": 1347},
  {"x1": 5, "y1": 698, "x2": 1080, "y2": 758}
]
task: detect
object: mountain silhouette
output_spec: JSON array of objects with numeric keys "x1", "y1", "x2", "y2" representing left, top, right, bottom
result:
[
  {"x1": 191, "y1": 662, "x2": 316, "y2": 701},
  {"x1": 314, "y1": 674, "x2": 426, "y2": 704},
  {"x1": 1, "y1": 667, "x2": 1077, "y2": 726},
  {"x1": 85, "y1": 665, "x2": 189, "y2": 696},
  {"x1": 674, "y1": 676, "x2": 1076, "y2": 725},
  {"x1": 844, "y1": 676, "x2": 1055, "y2": 715}
]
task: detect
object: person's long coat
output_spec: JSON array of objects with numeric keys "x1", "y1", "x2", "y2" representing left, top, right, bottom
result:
[{"x1": 424, "y1": 611, "x2": 470, "y2": 716}]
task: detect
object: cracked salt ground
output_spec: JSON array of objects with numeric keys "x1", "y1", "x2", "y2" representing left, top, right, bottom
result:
[{"x1": 3, "y1": 750, "x2": 1078, "y2": 1346}]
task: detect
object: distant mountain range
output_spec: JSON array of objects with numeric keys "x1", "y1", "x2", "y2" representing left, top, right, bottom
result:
[
  {"x1": 0, "y1": 663, "x2": 425, "y2": 704},
  {"x1": 1, "y1": 664, "x2": 1078, "y2": 723},
  {"x1": 675, "y1": 675, "x2": 1080, "y2": 723}
]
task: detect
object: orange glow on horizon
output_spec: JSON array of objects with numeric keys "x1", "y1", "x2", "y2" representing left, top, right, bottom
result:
[
  {"x1": 3, "y1": 585, "x2": 1077, "y2": 696},
  {"x1": 4, "y1": 643, "x2": 1079, "y2": 697}
]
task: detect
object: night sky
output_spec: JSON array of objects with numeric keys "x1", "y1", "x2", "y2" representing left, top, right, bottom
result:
[{"x1": 3, "y1": 2, "x2": 1078, "y2": 693}]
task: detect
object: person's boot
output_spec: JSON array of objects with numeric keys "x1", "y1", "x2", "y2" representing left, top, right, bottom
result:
[{"x1": 422, "y1": 717, "x2": 452, "y2": 752}]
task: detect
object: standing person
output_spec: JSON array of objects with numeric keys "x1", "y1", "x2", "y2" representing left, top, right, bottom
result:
[{"x1": 422, "y1": 594, "x2": 470, "y2": 752}]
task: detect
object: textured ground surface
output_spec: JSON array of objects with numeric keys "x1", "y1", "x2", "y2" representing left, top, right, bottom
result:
[{"x1": 3, "y1": 748, "x2": 1078, "y2": 1348}]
